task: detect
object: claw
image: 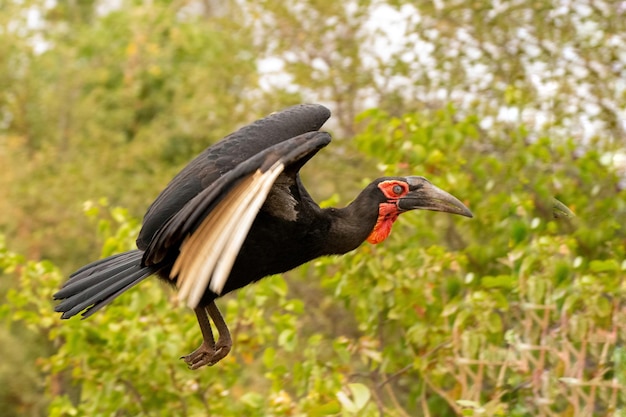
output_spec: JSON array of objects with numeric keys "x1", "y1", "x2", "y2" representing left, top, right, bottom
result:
[
  {"x1": 208, "y1": 342, "x2": 231, "y2": 365},
  {"x1": 184, "y1": 303, "x2": 233, "y2": 369},
  {"x1": 181, "y1": 340, "x2": 232, "y2": 369}
]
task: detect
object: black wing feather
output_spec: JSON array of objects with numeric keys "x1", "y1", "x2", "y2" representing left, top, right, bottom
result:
[
  {"x1": 137, "y1": 104, "x2": 330, "y2": 250},
  {"x1": 142, "y1": 131, "x2": 331, "y2": 266}
]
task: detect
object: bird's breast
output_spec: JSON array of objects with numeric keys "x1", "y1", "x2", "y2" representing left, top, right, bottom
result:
[{"x1": 226, "y1": 211, "x2": 329, "y2": 284}]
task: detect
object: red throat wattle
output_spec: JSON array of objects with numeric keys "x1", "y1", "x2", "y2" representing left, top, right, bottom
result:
[{"x1": 366, "y1": 202, "x2": 401, "y2": 244}]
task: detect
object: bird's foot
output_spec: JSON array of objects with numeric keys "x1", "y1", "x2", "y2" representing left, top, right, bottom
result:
[{"x1": 181, "y1": 340, "x2": 232, "y2": 370}]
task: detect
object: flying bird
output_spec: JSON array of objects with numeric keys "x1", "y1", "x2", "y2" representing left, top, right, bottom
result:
[{"x1": 54, "y1": 104, "x2": 473, "y2": 369}]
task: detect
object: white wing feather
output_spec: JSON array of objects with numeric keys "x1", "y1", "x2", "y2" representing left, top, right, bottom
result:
[{"x1": 172, "y1": 161, "x2": 285, "y2": 308}]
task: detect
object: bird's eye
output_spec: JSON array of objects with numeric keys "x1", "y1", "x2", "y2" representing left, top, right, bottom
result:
[{"x1": 377, "y1": 180, "x2": 408, "y2": 198}]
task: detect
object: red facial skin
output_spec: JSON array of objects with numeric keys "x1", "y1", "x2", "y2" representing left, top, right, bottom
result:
[{"x1": 366, "y1": 180, "x2": 409, "y2": 244}]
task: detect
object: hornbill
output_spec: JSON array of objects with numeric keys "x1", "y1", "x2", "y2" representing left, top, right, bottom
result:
[{"x1": 54, "y1": 104, "x2": 473, "y2": 369}]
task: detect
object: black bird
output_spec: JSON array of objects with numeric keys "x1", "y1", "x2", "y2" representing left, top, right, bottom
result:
[{"x1": 54, "y1": 104, "x2": 473, "y2": 369}]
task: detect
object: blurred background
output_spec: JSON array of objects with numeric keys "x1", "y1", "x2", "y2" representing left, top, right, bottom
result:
[{"x1": 0, "y1": 1, "x2": 625, "y2": 416}]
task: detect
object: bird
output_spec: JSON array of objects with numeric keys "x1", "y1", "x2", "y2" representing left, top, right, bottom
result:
[{"x1": 54, "y1": 104, "x2": 473, "y2": 369}]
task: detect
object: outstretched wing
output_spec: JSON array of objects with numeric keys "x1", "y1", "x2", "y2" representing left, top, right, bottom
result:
[
  {"x1": 143, "y1": 131, "x2": 332, "y2": 308},
  {"x1": 136, "y1": 104, "x2": 331, "y2": 250}
]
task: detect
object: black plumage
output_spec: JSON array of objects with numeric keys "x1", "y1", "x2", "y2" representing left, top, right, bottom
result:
[{"x1": 54, "y1": 104, "x2": 472, "y2": 369}]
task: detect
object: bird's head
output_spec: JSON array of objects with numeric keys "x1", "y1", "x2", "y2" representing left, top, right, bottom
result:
[{"x1": 366, "y1": 176, "x2": 473, "y2": 244}]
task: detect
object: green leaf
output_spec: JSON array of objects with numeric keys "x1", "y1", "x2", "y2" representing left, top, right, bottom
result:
[
  {"x1": 278, "y1": 328, "x2": 296, "y2": 352},
  {"x1": 240, "y1": 392, "x2": 264, "y2": 408},
  {"x1": 307, "y1": 401, "x2": 342, "y2": 417},
  {"x1": 481, "y1": 275, "x2": 515, "y2": 289},
  {"x1": 487, "y1": 312, "x2": 502, "y2": 333},
  {"x1": 337, "y1": 383, "x2": 371, "y2": 414},
  {"x1": 589, "y1": 259, "x2": 620, "y2": 273},
  {"x1": 348, "y1": 383, "x2": 371, "y2": 411}
]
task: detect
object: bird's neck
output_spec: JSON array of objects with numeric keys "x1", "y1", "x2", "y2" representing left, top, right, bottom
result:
[{"x1": 322, "y1": 193, "x2": 382, "y2": 255}]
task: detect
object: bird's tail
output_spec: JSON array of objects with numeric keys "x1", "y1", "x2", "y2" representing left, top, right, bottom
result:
[{"x1": 54, "y1": 250, "x2": 157, "y2": 319}]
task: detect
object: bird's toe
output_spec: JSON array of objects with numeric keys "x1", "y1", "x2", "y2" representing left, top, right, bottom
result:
[
  {"x1": 182, "y1": 351, "x2": 211, "y2": 370},
  {"x1": 207, "y1": 343, "x2": 231, "y2": 366},
  {"x1": 181, "y1": 343, "x2": 211, "y2": 368},
  {"x1": 180, "y1": 341, "x2": 232, "y2": 369}
]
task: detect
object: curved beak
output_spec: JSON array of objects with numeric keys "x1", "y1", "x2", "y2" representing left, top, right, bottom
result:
[{"x1": 397, "y1": 177, "x2": 473, "y2": 218}]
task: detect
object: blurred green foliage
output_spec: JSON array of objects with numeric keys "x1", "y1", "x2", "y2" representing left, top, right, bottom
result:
[
  {"x1": 2, "y1": 105, "x2": 625, "y2": 416},
  {"x1": 1, "y1": 0, "x2": 625, "y2": 416}
]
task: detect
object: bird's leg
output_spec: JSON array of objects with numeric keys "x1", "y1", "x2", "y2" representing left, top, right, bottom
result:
[
  {"x1": 206, "y1": 301, "x2": 232, "y2": 363},
  {"x1": 182, "y1": 306, "x2": 217, "y2": 369},
  {"x1": 181, "y1": 302, "x2": 232, "y2": 369}
]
